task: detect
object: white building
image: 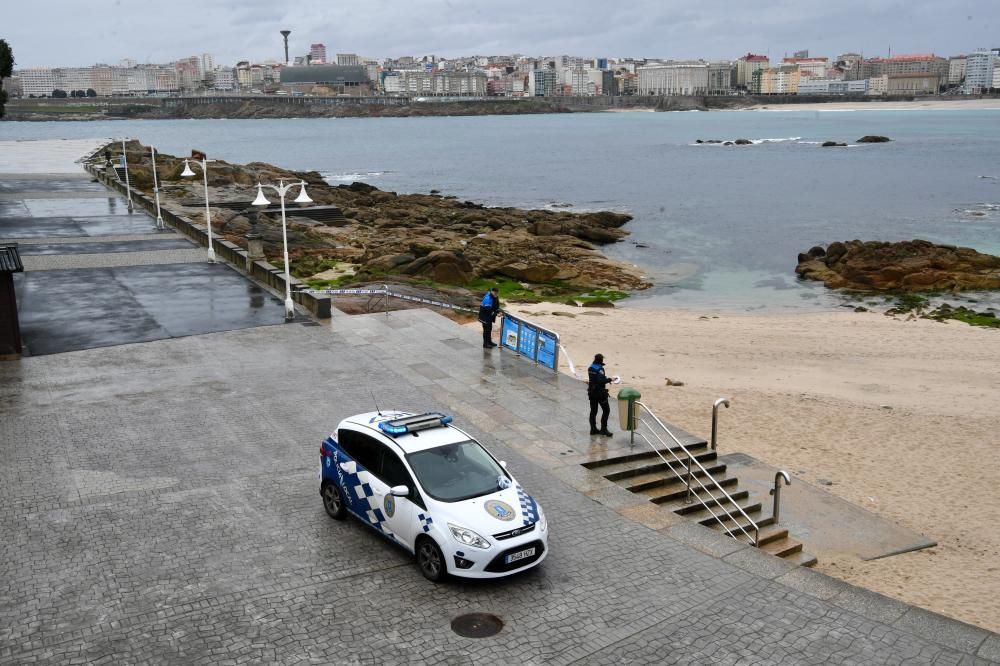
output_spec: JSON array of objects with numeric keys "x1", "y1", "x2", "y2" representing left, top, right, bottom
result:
[
  {"x1": 964, "y1": 50, "x2": 996, "y2": 93},
  {"x1": 798, "y1": 78, "x2": 868, "y2": 95},
  {"x1": 637, "y1": 62, "x2": 709, "y2": 95},
  {"x1": 337, "y1": 54, "x2": 360, "y2": 66},
  {"x1": 948, "y1": 56, "x2": 967, "y2": 85},
  {"x1": 868, "y1": 75, "x2": 888, "y2": 96},
  {"x1": 213, "y1": 68, "x2": 236, "y2": 91},
  {"x1": 17, "y1": 68, "x2": 57, "y2": 96}
]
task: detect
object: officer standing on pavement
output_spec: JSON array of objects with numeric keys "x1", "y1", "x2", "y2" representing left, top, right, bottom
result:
[
  {"x1": 479, "y1": 287, "x2": 500, "y2": 349},
  {"x1": 588, "y1": 353, "x2": 614, "y2": 436}
]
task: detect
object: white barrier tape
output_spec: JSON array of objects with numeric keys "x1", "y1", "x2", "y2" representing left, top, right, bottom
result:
[{"x1": 300, "y1": 288, "x2": 476, "y2": 313}]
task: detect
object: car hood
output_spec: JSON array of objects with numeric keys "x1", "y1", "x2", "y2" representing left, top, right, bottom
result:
[{"x1": 431, "y1": 484, "x2": 541, "y2": 537}]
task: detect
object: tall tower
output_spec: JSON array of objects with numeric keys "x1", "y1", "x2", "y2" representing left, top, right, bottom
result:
[{"x1": 280, "y1": 30, "x2": 291, "y2": 65}]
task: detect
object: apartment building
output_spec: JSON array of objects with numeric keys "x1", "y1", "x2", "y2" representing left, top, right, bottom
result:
[
  {"x1": 948, "y1": 56, "x2": 967, "y2": 85},
  {"x1": 781, "y1": 56, "x2": 828, "y2": 78},
  {"x1": 797, "y1": 78, "x2": 867, "y2": 94},
  {"x1": 529, "y1": 69, "x2": 558, "y2": 96},
  {"x1": 707, "y1": 61, "x2": 732, "y2": 94},
  {"x1": 963, "y1": 49, "x2": 996, "y2": 93},
  {"x1": 637, "y1": 62, "x2": 709, "y2": 95},
  {"x1": 867, "y1": 75, "x2": 888, "y2": 96},
  {"x1": 16, "y1": 65, "x2": 179, "y2": 96},
  {"x1": 309, "y1": 44, "x2": 327, "y2": 64},
  {"x1": 736, "y1": 53, "x2": 769, "y2": 88},
  {"x1": 757, "y1": 65, "x2": 801, "y2": 94},
  {"x1": 863, "y1": 54, "x2": 949, "y2": 81}
]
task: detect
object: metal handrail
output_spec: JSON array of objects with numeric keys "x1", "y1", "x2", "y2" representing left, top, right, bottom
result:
[
  {"x1": 770, "y1": 471, "x2": 791, "y2": 524},
  {"x1": 635, "y1": 401, "x2": 760, "y2": 546},
  {"x1": 711, "y1": 397, "x2": 730, "y2": 451}
]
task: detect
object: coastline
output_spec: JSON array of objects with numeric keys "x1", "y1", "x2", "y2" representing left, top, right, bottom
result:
[
  {"x1": 501, "y1": 303, "x2": 1000, "y2": 633},
  {"x1": 746, "y1": 98, "x2": 1000, "y2": 112}
]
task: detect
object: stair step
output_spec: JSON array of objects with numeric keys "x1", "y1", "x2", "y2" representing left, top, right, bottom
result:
[
  {"x1": 629, "y1": 462, "x2": 728, "y2": 494},
  {"x1": 680, "y1": 498, "x2": 762, "y2": 525},
  {"x1": 673, "y1": 490, "x2": 750, "y2": 515},
  {"x1": 604, "y1": 450, "x2": 717, "y2": 483},
  {"x1": 783, "y1": 550, "x2": 818, "y2": 567},
  {"x1": 755, "y1": 524, "x2": 789, "y2": 547},
  {"x1": 708, "y1": 511, "x2": 774, "y2": 534},
  {"x1": 582, "y1": 441, "x2": 708, "y2": 472},
  {"x1": 620, "y1": 458, "x2": 724, "y2": 491},
  {"x1": 759, "y1": 537, "x2": 803, "y2": 558},
  {"x1": 647, "y1": 476, "x2": 739, "y2": 504}
]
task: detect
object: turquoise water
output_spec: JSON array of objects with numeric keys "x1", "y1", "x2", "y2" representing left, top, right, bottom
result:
[{"x1": 4, "y1": 109, "x2": 999, "y2": 310}]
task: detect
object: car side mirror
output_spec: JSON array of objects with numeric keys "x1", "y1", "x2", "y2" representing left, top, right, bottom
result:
[
  {"x1": 499, "y1": 461, "x2": 507, "y2": 468},
  {"x1": 390, "y1": 485, "x2": 409, "y2": 497}
]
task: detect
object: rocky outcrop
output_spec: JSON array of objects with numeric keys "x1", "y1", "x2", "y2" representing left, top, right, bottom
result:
[
  {"x1": 822, "y1": 141, "x2": 847, "y2": 147},
  {"x1": 115, "y1": 141, "x2": 649, "y2": 293},
  {"x1": 795, "y1": 240, "x2": 1000, "y2": 291},
  {"x1": 857, "y1": 135, "x2": 891, "y2": 143}
]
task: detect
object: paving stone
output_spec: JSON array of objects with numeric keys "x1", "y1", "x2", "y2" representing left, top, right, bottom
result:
[
  {"x1": 662, "y1": 521, "x2": 752, "y2": 559},
  {"x1": 893, "y1": 607, "x2": 992, "y2": 655},
  {"x1": 776, "y1": 566, "x2": 851, "y2": 600}
]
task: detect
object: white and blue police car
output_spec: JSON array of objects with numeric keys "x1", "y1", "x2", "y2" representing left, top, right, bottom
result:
[{"x1": 319, "y1": 411, "x2": 548, "y2": 581}]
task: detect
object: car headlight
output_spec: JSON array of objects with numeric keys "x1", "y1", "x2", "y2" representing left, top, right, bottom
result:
[
  {"x1": 448, "y1": 523, "x2": 491, "y2": 549},
  {"x1": 538, "y1": 507, "x2": 547, "y2": 533}
]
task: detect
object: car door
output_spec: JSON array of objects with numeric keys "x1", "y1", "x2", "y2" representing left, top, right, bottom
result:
[
  {"x1": 334, "y1": 428, "x2": 382, "y2": 520},
  {"x1": 372, "y1": 444, "x2": 421, "y2": 551}
]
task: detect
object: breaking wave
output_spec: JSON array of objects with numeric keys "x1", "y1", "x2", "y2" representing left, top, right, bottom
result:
[{"x1": 321, "y1": 171, "x2": 388, "y2": 183}]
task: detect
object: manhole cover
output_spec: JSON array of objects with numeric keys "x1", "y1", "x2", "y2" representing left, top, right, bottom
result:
[{"x1": 450, "y1": 613, "x2": 504, "y2": 638}]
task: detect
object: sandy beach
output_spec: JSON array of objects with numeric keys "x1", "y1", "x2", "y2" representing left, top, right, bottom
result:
[
  {"x1": 747, "y1": 98, "x2": 1000, "y2": 112},
  {"x1": 502, "y1": 304, "x2": 1000, "y2": 632}
]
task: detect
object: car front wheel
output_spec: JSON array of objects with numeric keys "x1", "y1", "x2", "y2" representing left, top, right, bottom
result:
[
  {"x1": 322, "y1": 482, "x2": 347, "y2": 520},
  {"x1": 416, "y1": 537, "x2": 446, "y2": 582}
]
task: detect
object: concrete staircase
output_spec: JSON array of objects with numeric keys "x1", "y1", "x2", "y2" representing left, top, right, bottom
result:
[{"x1": 583, "y1": 443, "x2": 817, "y2": 567}]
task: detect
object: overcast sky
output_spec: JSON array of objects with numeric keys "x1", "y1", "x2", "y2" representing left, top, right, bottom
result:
[{"x1": 4, "y1": 0, "x2": 998, "y2": 68}]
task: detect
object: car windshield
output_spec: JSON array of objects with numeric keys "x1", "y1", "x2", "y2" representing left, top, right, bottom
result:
[{"x1": 406, "y1": 440, "x2": 510, "y2": 502}]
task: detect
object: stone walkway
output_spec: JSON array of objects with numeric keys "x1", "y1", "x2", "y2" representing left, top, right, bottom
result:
[
  {"x1": 1, "y1": 171, "x2": 299, "y2": 356},
  {"x1": 1, "y1": 306, "x2": 996, "y2": 664}
]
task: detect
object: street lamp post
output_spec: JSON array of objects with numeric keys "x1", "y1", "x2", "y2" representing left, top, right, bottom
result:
[
  {"x1": 121, "y1": 138, "x2": 134, "y2": 212},
  {"x1": 252, "y1": 179, "x2": 312, "y2": 320},
  {"x1": 180, "y1": 158, "x2": 217, "y2": 262},
  {"x1": 150, "y1": 146, "x2": 164, "y2": 229}
]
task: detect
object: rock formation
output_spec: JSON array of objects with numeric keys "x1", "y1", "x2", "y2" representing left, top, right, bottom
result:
[
  {"x1": 795, "y1": 240, "x2": 1000, "y2": 291},
  {"x1": 118, "y1": 141, "x2": 649, "y2": 293},
  {"x1": 856, "y1": 135, "x2": 892, "y2": 143}
]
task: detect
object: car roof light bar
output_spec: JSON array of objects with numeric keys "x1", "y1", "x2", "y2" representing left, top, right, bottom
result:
[{"x1": 377, "y1": 412, "x2": 453, "y2": 436}]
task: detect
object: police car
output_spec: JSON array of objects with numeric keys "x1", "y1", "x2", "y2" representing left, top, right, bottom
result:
[{"x1": 319, "y1": 411, "x2": 548, "y2": 581}]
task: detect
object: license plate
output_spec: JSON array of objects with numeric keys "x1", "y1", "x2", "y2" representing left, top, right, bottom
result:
[{"x1": 505, "y1": 547, "x2": 536, "y2": 564}]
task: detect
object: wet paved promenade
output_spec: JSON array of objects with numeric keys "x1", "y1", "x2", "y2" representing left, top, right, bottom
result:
[
  {"x1": 1, "y1": 171, "x2": 296, "y2": 355},
  {"x1": 1, "y1": 143, "x2": 998, "y2": 664},
  {"x1": 2, "y1": 308, "x2": 998, "y2": 664}
]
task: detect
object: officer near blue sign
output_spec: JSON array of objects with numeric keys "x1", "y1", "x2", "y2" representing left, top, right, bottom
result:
[
  {"x1": 588, "y1": 353, "x2": 616, "y2": 436},
  {"x1": 479, "y1": 287, "x2": 500, "y2": 349}
]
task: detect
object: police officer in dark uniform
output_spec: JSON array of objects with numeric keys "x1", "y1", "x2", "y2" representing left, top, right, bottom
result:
[
  {"x1": 478, "y1": 287, "x2": 500, "y2": 348},
  {"x1": 588, "y1": 353, "x2": 614, "y2": 436}
]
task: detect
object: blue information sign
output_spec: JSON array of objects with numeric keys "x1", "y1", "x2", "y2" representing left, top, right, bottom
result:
[{"x1": 499, "y1": 313, "x2": 559, "y2": 371}]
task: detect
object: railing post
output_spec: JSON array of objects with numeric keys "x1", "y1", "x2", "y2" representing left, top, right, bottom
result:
[
  {"x1": 770, "y1": 471, "x2": 791, "y2": 524},
  {"x1": 684, "y1": 453, "x2": 694, "y2": 504},
  {"x1": 384, "y1": 284, "x2": 390, "y2": 317},
  {"x1": 711, "y1": 398, "x2": 730, "y2": 451}
]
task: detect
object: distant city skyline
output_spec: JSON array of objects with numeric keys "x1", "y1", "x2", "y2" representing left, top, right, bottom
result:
[{"x1": 5, "y1": 0, "x2": 999, "y2": 68}]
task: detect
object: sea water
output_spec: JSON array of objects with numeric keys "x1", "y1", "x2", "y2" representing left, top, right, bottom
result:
[{"x1": 4, "y1": 109, "x2": 998, "y2": 311}]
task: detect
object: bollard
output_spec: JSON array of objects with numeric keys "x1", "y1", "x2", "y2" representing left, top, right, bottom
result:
[{"x1": 244, "y1": 232, "x2": 264, "y2": 274}]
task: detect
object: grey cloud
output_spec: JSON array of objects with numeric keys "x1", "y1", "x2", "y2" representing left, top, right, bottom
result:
[{"x1": 4, "y1": 0, "x2": 997, "y2": 67}]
